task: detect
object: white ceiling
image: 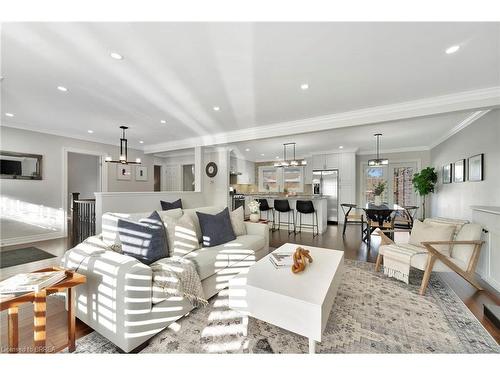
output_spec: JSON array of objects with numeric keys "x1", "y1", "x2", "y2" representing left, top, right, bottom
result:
[
  {"x1": 1, "y1": 22, "x2": 499, "y2": 150},
  {"x1": 227, "y1": 110, "x2": 476, "y2": 161}
]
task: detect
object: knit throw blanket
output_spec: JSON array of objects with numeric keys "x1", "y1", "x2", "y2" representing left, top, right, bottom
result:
[
  {"x1": 151, "y1": 256, "x2": 208, "y2": 308},
  {"x1": 381, "y1": 244, "x2": 427, "y2": 284}
]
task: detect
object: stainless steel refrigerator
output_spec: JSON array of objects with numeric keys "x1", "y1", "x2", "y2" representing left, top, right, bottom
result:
[{"x1": 313, "y1": 169, "x2": 339, "y2": 222}]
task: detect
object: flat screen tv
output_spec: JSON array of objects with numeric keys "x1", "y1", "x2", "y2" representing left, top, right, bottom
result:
[{"x1": 0, "y1": 160, "x2": 22, "y2": 175}]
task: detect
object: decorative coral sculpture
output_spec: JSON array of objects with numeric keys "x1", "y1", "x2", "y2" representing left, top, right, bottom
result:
[{"x1": 291, "y1": 247, "x2": 313, "y2": 274}]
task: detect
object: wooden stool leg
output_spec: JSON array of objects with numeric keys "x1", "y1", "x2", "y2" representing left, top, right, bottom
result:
[
  {"x1": 33, "y1": 290, "x2": 47, "y2": 353},
  {"x1": 419, "y1": 254, "x2": 436, "y2": 296},
  {"x1": 67, "y1": 287, "x2": 76, "y2": 352},
  {"x1": 8, "y1": 307, "x2": 19, "y2": 353}
]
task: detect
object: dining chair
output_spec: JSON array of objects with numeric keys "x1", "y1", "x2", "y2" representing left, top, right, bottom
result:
[
  {"x1": 340, "y1": 203, "x2": 364, "y2": 239},
  {"x1": 363, "y1": 208, "x2": 396, "y2": 248}
]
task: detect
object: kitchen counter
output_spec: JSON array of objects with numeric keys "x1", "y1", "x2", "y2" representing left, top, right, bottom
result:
[
  {"x1": 241, "y1": 194, "x2": 328, "y2": 234},
  {"x1": 243, "y1": 194, "x2": 326, "y2": 200}
]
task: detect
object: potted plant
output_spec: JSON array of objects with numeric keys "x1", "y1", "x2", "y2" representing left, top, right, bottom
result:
[
  {"x1": 248, "y1": 200, "x2": 261, "y2": 223},
  {"x1": 412, "y1": 167, "x2": 437, "y2": 219},
  {"x1": 373, "y1": 181, "x2": 386, "y2": 206}
]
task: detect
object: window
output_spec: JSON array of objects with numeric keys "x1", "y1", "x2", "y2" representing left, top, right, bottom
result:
[
  {"x1": 392, "y1": 166, "x2": 415, "y2": 207},
  {"x1": 364, "y1": 166, "x2": 387, "y2": 204},
  {"x1": 259, "y1": 167, "x2": 279, "y2": 192},
  {"x1": 283, "y1": 167, "x2": 304, "y2": 193},
  {"x1": 258, "y1": 166, "x2": 305, "y2": 192},
  {"x1": 361, "y1": 161, "x2": 419, "y2": 207}
]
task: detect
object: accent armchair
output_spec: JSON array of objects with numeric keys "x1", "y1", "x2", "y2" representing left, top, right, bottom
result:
[{"x1": 374, "y1": 217, "x2": 484, "y2": 296}]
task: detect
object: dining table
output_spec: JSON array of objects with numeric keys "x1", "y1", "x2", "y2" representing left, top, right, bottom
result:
[{"x1": 362, "y1": 203, "x2": 405, "y2": 244}]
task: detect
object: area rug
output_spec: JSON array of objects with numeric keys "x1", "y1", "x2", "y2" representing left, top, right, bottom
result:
[
  {"x1": 0, "y1": 247, "x2": 56, "y2": 268},
  {"x1": 68, "y1": 259, "x2": 499, "y2": 354}
]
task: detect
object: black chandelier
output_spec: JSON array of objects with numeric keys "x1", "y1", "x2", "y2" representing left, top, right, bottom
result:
[
  {"x1": 274, "y1": 142, "x2": 307, "y2": 168},
  {"x1": 368, "y1": 133, "x2": 388, "y2": 166},
  {"x1": 105, "y1": 126, "x2": 141, "y2": 165}
]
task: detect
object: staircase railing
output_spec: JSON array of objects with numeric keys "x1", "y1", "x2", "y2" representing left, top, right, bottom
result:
[{"x1": 70, "y1": 192, "x2": 96, "y2": 246}]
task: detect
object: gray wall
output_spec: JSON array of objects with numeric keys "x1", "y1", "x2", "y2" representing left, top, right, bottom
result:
[
  {"x1": 0, "y1": 126, "x2": 154, "y2": 244},
  {"x1": 430, "y1": 109, "x2": 500, "y2": 221}
]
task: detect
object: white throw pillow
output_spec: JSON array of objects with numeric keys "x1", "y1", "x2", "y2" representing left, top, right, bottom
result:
[
  {"x1": 162, "y1": 213, "x2": 200, "y2": 257},
  {"x1": 229, "y1": 206, "x2": 247, "y2": 237},
  {"x1": 409, "y1": 220, "x2": 455, "y2": 255}
]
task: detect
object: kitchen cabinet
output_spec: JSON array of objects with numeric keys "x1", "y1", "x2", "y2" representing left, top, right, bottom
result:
[
  {"x1": 304, "y1": 157, "x2": 312, "y2": 184},
  {"x1": 312, "y1": 154, "x2": 326, "y2": 170},
  {"x1": 237, "y1": 159, "x2": 255, "y2": 184},
  {"x1": 313, "y1": 153, "x2": 340, "y2": 170},
  {"x1": 230, "y1": 157, "x2": 255, "y2": 184}
]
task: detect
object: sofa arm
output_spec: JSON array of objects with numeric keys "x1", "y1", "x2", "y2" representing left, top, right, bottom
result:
[
  {"x1": 61, "y1": 244, "x2": 153, "y2": 351},
  {"x1": 245, "y1": 222, "x2": 269, "y2": 249}
]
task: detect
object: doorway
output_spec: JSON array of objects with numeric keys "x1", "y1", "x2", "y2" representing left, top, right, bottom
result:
[
  {"x1": 154, "y1": 165, "x2": 162, "y2": 191},
  {"x1": 182, "y1": 164, "x2": 195, "y2": 191},
  {"x1": 361, "y1": 161, "x2": 420, "y2": 207},
  {"x1": 67, "y1": 152, "x2": 101, "y2": 211}
]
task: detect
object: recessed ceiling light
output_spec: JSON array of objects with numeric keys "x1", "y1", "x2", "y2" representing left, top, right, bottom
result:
[
  {"x1": 260, "y1": 153, "x2": 265, "y2": 156},
  {"x1": 139, "y1": 140, "x2": 144, "y2": 144},
  {"x1": 160, "y1": 120, "x2": 167, "y2": 124},
  {"x1": 300, "y1": 83, "x2": 309, "y2": 90},
  {"x1": 110, "y1": 52, "x2": 123, "y2": 60},
  {"x1": 244, "y1": 148, "x2": 250, "y2": 152},
  {"x1": 87, "y1": 130, "x2": 94, "y2": 134},
  {"x1": 276, "y1": 156, "x2": 280, "y2": 159},
  {"x1": 213, "y1": 106, "x2": 220, "y2": 111},
  {"x1": 5, "y1": 112, "x2": 14, "y2": 117},
  {"x1": 445, "y1": 45, "x2": 460, "y2": 54},
  {"x1": 339, "y1": 145, "x2": 344, "y2": 149},
  {"x1": 57, "y1": 86, "x2": 68, "y2": 92}
]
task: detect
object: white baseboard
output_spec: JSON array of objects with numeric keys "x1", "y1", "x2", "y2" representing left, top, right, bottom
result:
[
  {"x1": 0, "y1": 231, "x2": 66, "y2": 247},
  {"x1": 482, "y1": 275, "x2": 500, "y2": 293}
]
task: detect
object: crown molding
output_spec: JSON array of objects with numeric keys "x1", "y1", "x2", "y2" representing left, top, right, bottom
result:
[
  {"x1": 1, "y1": 123, "x2": 145, "y2": 152},
  {"x1": 428, "y1": 110, "x2": 491, "y2": 150},
  {"x1": 357, "y1": 146, "x2": 430, "y2": 155},
  {"x1": 144, "y1": 86, "x2": 500, "y2": 153}
]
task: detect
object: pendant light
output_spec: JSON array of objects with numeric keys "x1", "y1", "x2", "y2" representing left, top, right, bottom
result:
[
  {"x1": 274, "y1": 142, "x2": 307, "y2": 167},
  {"x1": 105, "y1": 126, "x2": 141, "y2": 164},
  {"x1": 368, "y1": 133, "x2": 388, "y2": 166}
]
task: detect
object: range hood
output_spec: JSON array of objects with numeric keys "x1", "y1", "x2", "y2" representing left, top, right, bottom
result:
[{"x1": 230, "y1": 171, "x2": 242, "y2": 175}]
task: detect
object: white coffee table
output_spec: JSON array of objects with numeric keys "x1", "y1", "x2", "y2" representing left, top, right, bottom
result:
[{"x1": 228, "y1": 243, "x2": 344, "y2": 354}]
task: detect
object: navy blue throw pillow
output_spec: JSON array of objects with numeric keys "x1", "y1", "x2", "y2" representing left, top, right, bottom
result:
[
  {"x1": 196, "y1": 207, "x2": 236, "y2": 247},
  {"x1": 160, "y1": 199, "x2": 183, "y2": 211},
  {"x1": 118, "y1": 211, "x2": 167, "y2": 265}
]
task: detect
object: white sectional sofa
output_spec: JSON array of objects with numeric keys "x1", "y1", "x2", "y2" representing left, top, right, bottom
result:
[{"x1": 61, "y1": 206, "x2": 269, "y2": 352}]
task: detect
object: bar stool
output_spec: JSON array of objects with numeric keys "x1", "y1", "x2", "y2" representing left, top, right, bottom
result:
[
  {"x1": 257, "y1": 198, "x2": 275, "y2": 228},
  {"x1": 273, "y1": 199, "x2": 296, "y2": 235},
  {"x1": 295, "y1": 200, "x2": 319, "y2": 237}
]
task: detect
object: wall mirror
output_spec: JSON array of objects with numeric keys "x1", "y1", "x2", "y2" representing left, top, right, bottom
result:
[{"x1": 0, "y1": 151, "x2": 43, "y2": 180}]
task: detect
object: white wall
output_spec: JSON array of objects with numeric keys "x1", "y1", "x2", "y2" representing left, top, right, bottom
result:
[
  {"x1": 430, "y1": 109, "x2": 500, "y2": 221},
  {"x1": 203, "y1": 149, "x2": 230, "y2": 208},
  {"x1": 0, "y1": 126, "x2": 154, "y2": 245}
]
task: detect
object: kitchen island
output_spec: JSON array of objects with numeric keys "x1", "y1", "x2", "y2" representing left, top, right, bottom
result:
[{"x1": 243, "y1": 194, "x2": 328, "y2": 234}]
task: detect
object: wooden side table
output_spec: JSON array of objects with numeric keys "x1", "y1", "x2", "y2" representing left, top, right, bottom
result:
[{"x1": 0, "y1": 267, "x2": 86, "y2": 353}]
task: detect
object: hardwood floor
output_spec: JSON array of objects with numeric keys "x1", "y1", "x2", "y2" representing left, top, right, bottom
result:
[{"x1": 0, "y1": 224, "x2": 499, "y2": 353}]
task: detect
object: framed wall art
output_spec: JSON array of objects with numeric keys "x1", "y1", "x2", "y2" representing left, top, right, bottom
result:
[
  {"x1": 442, "y1": 164, "x2": 452, "y2": 184},
  {"x1": 135, "y1": 166, "x2": 148, "y2": 181},
  {"x1": 453, "y1": 159, "x2": 465, "y2": 183},
  {"x1": 468, "y1": 154, "x2": 484, "y2": 182},
  {"x1": 117, "y1": 164, "x2": 131, "y2": 180}
]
